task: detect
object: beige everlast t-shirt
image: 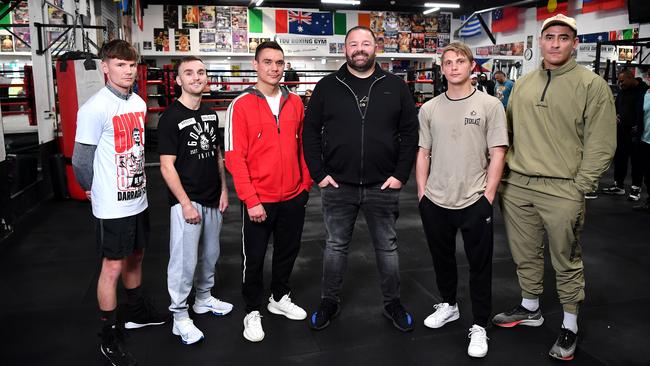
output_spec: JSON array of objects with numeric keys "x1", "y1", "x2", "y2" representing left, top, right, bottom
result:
[{"x1": 418, "y1": 90, "x2": 508, "y2": 209}]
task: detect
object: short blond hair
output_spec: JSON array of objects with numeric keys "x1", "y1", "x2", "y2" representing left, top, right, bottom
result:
[{"x1": 441, "y1": 42, "x2": 474, "y2": 64}]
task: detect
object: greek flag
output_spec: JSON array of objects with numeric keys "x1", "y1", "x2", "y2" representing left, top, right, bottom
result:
[{"x1": 458, "y1": 15, "x2": 482, "y2": 37}]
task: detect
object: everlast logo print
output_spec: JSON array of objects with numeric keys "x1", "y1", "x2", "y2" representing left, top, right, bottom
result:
[
  {"x1": 187, "y1": 119, "x2": 217, "y2": 160},
  {"x1": 464, "y1": 110, "x2": 481, "y2": 126},
  {"x1": 113, "y1": 111, "x2": 147, "y2": 201}
]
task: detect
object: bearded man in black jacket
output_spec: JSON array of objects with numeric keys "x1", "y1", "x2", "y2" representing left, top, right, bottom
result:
[{"x1": 302, "y1": 26, "x2": 419, "y2": 333}]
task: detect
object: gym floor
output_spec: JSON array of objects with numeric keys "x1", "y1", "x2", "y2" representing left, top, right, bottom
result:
[{"x1": 1, "y1": 162, "x2": 648, "y2": 366}]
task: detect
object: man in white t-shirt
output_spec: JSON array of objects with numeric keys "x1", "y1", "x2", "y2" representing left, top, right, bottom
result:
[
  {"x1": 416, "y1": 42, "x2": 508, "y2": 358},
  {"x1": 72, "y1": 40, "x2": 169, "y2": 366}
]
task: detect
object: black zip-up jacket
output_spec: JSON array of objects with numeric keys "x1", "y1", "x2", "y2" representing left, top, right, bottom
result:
[
  {"x1": 302, "y1": 63, "x2": 418, "y2": 185},
  {"x1": 615, "y1": 80, "x2": 648, "y2": 136}
]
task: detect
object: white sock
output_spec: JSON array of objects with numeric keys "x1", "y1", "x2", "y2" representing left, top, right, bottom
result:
[
  {"x1": 521, "y1": 298, "x2": 539, "y2": 312},
  {"x1": 563, "y1": 312, "x2": 578, "y2": 333}
]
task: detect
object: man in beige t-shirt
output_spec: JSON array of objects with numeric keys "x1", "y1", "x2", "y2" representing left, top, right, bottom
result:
[{"x1": 415, "y1": 42, "x2": 508, "y2": 359}]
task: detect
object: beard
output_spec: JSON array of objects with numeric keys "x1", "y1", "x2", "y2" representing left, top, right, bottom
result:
[{"x1": 346, "y1": 50, "x2": 376, "y2": 72}]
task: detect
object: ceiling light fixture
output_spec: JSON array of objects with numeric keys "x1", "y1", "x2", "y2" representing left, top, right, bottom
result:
[
  {"x1": 424, "y1": 2, "x2": 460, "y2": 8},
  {"x1": 423, "y1": 7, "x2": 440, "y2": 15},
  {"x1": 255, "y1": 0, "x2": 263, "y2": 6},
  {"x1": 321, "y1": 0, "x2": 361, "y2": 5}
]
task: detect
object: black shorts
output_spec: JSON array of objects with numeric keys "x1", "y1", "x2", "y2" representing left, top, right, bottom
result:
[{"x1": 96, "y1": 209, "x2": 150, "y2": 259}]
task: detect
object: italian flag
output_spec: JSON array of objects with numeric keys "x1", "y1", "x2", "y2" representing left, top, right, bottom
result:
[{"x1": 249, "y1": 8, "x2": 288, "y2": 34}]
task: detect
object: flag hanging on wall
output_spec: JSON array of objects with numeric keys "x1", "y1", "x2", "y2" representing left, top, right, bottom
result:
[
  {"x1": 536, "y1": 0, "x2": 568, "y2": 20},
  {"x1": 288, "y1": 11, "x2": 333, "y2": 36},
  {"x1": 581, "y1": 0, "x2": 627, "y2": 14},
  {"x1": 458, "y1": 15, "x2": 482, "y2": 37},
  {"x1": 358, "y1": 13, "x2": 370, "y2": 28},
  {"x1": 334, "y1": 12, "x2": 346, "y2": 35},
  {"x1": 492, "y1": 7, "x2": 519, "y2": 33},
  {"x1": 249, "y1": 8, "x2": 288, "y2": 34}
]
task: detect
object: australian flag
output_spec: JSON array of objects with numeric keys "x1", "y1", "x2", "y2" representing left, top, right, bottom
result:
[{"x1": 289, "y1": 11, "x2": 333, "y2": 35}]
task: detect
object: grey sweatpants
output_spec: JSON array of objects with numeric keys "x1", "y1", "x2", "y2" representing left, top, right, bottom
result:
[{"x1": 167, "y1": 202, "x2": 222, "y2": 320}]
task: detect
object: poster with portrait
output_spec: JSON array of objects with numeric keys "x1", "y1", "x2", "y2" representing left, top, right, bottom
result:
[
  {"x1": 437, "y1": 13, "x2": 451, "y2": 34},
  {"x1": 232, "y1": 29, "x2": 247, "y2": 53},
  {"x1": 425, "y1": 36, "x2": 437, "y2": 53},
  {"x1": 14, "y1": 29, "x2": 30, "y2": 52},
  {"x1": 164, "y1": 5, "x2": 179, "y2": 29},
  {"x1": 425, "y1": 15, "x2": 438, "y2": 36},
  {"x1": 376, "y1": 31, "x2": 385, "y2": 53},
  {"x1": 398, "y1": 32, "x2": 411, "y2": 53},
  {"x1": 248, "y1": 37, "x2": 270, "y2": 53},
  {"x1": 13, "y1": 2, "x2": 28, "y2": 24},
  {"x1": 384, "y1": 34, "x2": 398, "y2": 53},
  {"x1": 182, "y1": 6, "x2": 199, "y2": 28},
  {"x1": 216, "y1": 7, "x2": 231, "y2": 30},
  {"x1": 398, "y1": 14, "x2": 411, "y2": 32},
  {"x1": 104, "y1": 18, "x2": 116, "y2": 42},
  {"x1": 437, "y1": 33, "x2": 450, "y2": 50},
  {"x1": 199, "y1": 29, "x2": 216, "y2": 52},
  {"x1": 410, "y1": 14, "x2": 425, "y2": 33},
  {"x1": 410, "y1": 33, "x2": 424, "y2": 53},
  {"x1": 175, "y1": 29, "x2": 190, "y2": 52},
  {"x1": 48, "y1": 1, "x2": 66, "y2": 29},
  {"x1": 384, "y1": 12, "x2": 399, "y2": 37},
  {"x1": 143, "y1": 41, "x2": 152, "y2": 51},
  {"x1": 216, "y1": 30, "x2": 232, "y2": 52},
  {"x1": 231, "y1": 7, "x2": 248, "y2": 31},
  {"x1": 200, "y1": 6, "x2": 216, "y2": 29},
  {"x1": 370, "y1": 12, "x2": 384, "y2": 34},
  {"x1": 0, "y1": 35, "x2": 14, "y2": 52},
  {"x1": 153, "y1": 28, "x2": 170, "y2": 52}
]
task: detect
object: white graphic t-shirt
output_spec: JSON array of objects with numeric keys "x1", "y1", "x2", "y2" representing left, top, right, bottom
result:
[{"x1": 75, "y1": 87, "x2": 148, "y2": 219}]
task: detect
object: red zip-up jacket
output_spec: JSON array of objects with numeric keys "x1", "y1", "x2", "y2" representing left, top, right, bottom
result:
[{"x1": 224, "y1": 86, "x2": 312, "y2": 208}]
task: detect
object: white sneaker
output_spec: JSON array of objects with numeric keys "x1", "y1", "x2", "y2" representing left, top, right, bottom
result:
[
  {"x1": 423, "y1": 303, "x2": 460, "y2": 329},
  {"x1": 467, "y1": 324, "x2": 489, "y2": 358},
  {"x1": 267, "y1": 294, "x2": 307, "y2": 320},
  {"x1": 193, "y1": 296, "x2": 233, "y2": 316},
  {"x1": 172, "y1": 318, "x2": 204, "y2": 345},
  {"x1": 243, "y1": 311, "x2": 265, "y2": 342}
]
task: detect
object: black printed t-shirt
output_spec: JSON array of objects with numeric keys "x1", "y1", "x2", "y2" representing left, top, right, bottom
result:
[
  {"x1": 343, "y1": 67, "x2": 374, "y2": 117},
  {"x1": 158, "y1": 100, "x2": 222, "y2": 206}
]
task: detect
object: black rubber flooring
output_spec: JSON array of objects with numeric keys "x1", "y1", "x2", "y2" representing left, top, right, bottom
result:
[{"x1": 1, "y1": 165, "x2": 648, "y2": 366}]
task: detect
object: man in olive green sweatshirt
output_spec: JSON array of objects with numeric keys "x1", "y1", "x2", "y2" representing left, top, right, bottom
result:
[{"x1": 492, "y1": 14, "x2": 616, "y2": 361}]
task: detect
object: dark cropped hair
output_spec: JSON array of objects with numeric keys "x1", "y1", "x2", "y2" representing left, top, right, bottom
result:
[
  {"x1": 99, "y1": 39, "x2": 138, "y2": 61},
  {"x1": 255, "y1": 41, "x2": 284, "y2": 60},
  {"x1": 175, "y1": 55, "x2": 204, "y2": 73},
  {"x1": 345, "y1": 26, "x2": 376, "y2": 43}
]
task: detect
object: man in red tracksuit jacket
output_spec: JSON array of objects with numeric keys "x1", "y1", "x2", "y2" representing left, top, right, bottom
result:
[{"x1": 224, "y1": 41, "x2": 312, "y2": 343}]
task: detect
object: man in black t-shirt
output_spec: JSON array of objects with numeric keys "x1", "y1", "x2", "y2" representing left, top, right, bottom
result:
[{"x1": 158, "y1": 56, "x2": 233, "y2": 345}]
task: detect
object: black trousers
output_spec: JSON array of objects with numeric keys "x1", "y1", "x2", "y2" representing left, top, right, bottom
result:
[
  {"x1": 418, "y1": 196, "x2": 494, "y2": 327},
  {"x1": 241, "y1": 191, "x2": 308, "y2": 313},
  {"x1": 614, "y1": 125, "x2": 643, "y2": 187}
]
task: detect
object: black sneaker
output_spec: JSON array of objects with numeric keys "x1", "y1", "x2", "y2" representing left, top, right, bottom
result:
[
  {"x1": 100, "y1": 327, "x2": 137, "y2": 366},
  {"x1": 383, "y1": 300, "x2": 414, "y2": 332},
  {"x1": 602, "y1": 183, "x2": 625, "y2": 196},
  {"x1": 549, "y1": 327, "x2": 578, "y2": 361},
  {"x1": 628, "y1": 186, "x2": 642, "y2": 201},
  {"x1": 124, "y1": 296, "x2": 171, "y2": 329},
  {"x1": 308, "y1": 298, "x2": 340, "y2": 330},
  {"x1": 492, "y1": 304, "x2": 544, "y2": 327},
  {"x1": 584, "y1": 191, "x2": 598, "y2": 200}
]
